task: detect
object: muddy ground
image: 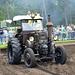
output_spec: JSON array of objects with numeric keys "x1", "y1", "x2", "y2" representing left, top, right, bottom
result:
[{"x1": 0, "y1": 42, "x2": 75, "y2": 75}]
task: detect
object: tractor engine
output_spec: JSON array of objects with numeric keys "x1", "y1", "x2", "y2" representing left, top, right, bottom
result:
[
  {"x1": 35, "y1": 31, "x2": 48, "y2": 55},
  {"x1": 35, "y1": 31, "x2": 55, "y2": 56},
  {"x1": 39, "y1": 44, "x2": 48, "y2": 55}
]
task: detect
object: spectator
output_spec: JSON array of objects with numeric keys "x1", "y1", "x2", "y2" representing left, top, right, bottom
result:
[
  {"x1": 52, "y1": 27, "x2": 56, "y2": 36},
  {"x1": 8, "y1": 29, "x2": 14, "y2": 38},
  {"x1": 66, "y1": 25, "x2": 72, "y2": 40},
  {"x1": 0, "y1": 28, "x2": 4, "y2": 44},
  {"x1": 12, "y1": 29, "x2": 16, "y2": 37},
  {"x1": 61, "y1": 25, "x2": 66, "y2": 40},
  {"x1": 57, "y1": 25, "x2": 61, "y2": 40},
  {"x1": 71, "y1": 25, "x2": 74, "y2": 39},
  {"x1": 73, "y1": 26, "x2": 75, "y2": 39},
  {"x1": 3, "y1": 29, "x2": 8, "y2": 43},
  {"x1": 64, "y1": 26, "x2": 67, "y2": 39},
  {"x1": 55, "y1": 27, "x2": 59, "y2": 40}
]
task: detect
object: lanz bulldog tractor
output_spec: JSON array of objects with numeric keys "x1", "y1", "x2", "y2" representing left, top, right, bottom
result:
[{"x1": 7, "y1": 13, "x2": 67, "y2": 68}]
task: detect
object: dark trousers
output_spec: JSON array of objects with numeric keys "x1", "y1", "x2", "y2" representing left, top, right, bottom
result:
[
  {"x1": 68, "y1": 32, "x2": 71, "y2": 40},
  {"x1": 71, "y1": 32, "x2": 75, "y2": 39},
  {"x1": 62, "y1": 33, "x2": 66, "y2": 40},
  {"x1": 0, "y1": 35, "x2": 3, "y2": 44}
]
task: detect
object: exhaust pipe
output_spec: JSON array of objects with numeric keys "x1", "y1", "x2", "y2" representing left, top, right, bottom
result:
[
  {"x1": 46, "y1": 15, "x2": 53, "y2": 55},
  {"x1": 46, "y1": 15, "x2": 53, "y2": 40}
]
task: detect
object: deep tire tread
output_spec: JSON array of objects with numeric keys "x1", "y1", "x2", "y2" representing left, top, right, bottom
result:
[
  {"x1": 7, "y1": 38, "x2": 22, "y2": 64},
  {"x1": 55, "y1": 46, "x2": 67, "y2": 64},
  {"x1": 24, "y1": 48, "x2": 35, "y2": 68}
]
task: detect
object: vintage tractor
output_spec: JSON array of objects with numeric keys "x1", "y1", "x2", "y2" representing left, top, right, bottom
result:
[{"x1": 7, "y1": 13, "x2": 67, "y2": 68}]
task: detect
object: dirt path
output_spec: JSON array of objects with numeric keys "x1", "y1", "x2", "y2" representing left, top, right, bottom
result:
[
  {"x1": 0, "y1": 43, "x2": 75, "y2": 75},
  {"x1": 55, "y1": 41, "x2": 75, "y2": 46},
  {"x1": 0, "y1": 54, "x2": 54, "y2": 75}
]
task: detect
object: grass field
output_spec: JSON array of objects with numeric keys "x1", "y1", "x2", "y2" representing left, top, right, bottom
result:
[
  {"x1": 0, "y1": 44, "x2": 7, "y2": 48},
  {"x1": 55, "y1": 39, "x2": 75, "y2": 42},
  {"x1": 0, "y1": 39, "x2": 75, "y2": 48}
]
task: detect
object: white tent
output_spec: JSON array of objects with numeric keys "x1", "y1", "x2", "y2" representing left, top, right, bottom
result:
[{"x1": 6, "y1": 19, "x2": 12, "y2": 24}]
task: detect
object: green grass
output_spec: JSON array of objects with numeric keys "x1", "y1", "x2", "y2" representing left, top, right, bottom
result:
[
  {"x1": 0, "y1": 40, "x2": 75, "y2": 48},
  {"x1": 55, "y1": 40, "x2": 75, "y2": 42},
  {"x1": 0, "y1": 44, "x2": 7, "y2": 48}
]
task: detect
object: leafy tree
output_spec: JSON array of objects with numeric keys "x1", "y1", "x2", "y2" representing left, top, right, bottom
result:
[{"x1": 0, "y1": 0, "x2": 75, "y2": 27}]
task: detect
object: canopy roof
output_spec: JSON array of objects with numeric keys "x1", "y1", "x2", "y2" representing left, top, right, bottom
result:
[{"x1": 13, "y1": 14, "x2": 43, "y2": 21}]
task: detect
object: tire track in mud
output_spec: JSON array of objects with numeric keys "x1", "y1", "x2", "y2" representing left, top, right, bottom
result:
[
  {"x1": 0, "y1": 55, "x2": 16, "y2": 75},
  {"x1": 0, "y1": 55, "x2": 29, "y2": 75},
  {"x1": 0, "y1": 44, "x2": 75, "y2": 75},
  {"x1": 36, "y1": 63, "x2": 60, "y2": 75},
  {"x1": 0, "y1": 54, "x2": 59, "y2": 75}
]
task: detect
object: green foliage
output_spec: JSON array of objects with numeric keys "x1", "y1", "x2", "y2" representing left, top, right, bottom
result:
[
  {"x1": 8, "y1": 27, "x2": 16, "y2": 30},
  {"x1": 0, "y1": 0, "x2": 75, "y2": 27},
  {"x1": 0, "y1": 10, "x2": 6, "y2": 21}
]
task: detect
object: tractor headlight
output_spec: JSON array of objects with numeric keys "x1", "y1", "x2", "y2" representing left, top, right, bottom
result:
[
  {"x1": 54, "y1": 36, "x2": 57, "y2": 40},
  {"x1": 29, "y1": 37, "x2": 34, "y2": 41}
]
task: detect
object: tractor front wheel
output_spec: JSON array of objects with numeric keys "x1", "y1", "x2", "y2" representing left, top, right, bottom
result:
[
  {"x1": 55, "y1": 46, "x2": 67, "y2": 64},
  {"x1": 24, "y1": 48, "x2": 35, "y2": 68}
]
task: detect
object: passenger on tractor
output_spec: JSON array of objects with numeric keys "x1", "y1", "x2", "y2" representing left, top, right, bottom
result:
[
  {"x1": 34, "y1": 10, "x2": 37, "y2": 16},
  {"x1": 27, "y1": 11, "x2": 31, "y2": 16}
]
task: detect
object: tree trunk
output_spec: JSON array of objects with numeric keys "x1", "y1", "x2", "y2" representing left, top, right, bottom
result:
[
  {"x1": 6, "y1": 2, "x2": 10, "y2": 19},
  {"x1": 70, "y1": 10, "x2": 72, "y2": 25},
  {"x1": 43, "y1": 0, "x2": 48, "y2": 22},
  {"x1": 64, "y1": 7, "x2": 68, "y2": 26},
  {"x1": 5, "y1": 1, "x2": 10, "y2": 27}
]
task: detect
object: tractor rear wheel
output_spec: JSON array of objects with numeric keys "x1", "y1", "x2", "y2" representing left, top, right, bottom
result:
[{"x1": 7, "y1": 38, "x2": 22, "y2": 64}]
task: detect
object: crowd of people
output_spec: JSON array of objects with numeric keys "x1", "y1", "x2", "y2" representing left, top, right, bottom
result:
[
  {"x1": 0, "y1": 28, "x2": 15, "y2": 44},
  {"x1": 0, "y1": 24, "x2": 75, "y2": 44},
  {"x1": 52, "y1": 24, "x2": 75, "y2": 40}
]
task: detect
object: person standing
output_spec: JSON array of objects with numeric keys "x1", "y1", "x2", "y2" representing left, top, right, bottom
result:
[
  {"x1": 3, "y1": 29, "x2": 8, "y2": 43},
  {"x1": 66, "y1": 25, "x2": 72, "y2": 40},
  {"x1": 73, "y1": 26, "x2": 75, "y2": 39},
  {"x1": 56, "y1": 25, "x2": 61, "y2": 40},
  {"x1": 61, "y1": 25, "x2": 66, "y2": 40},
  {"x1": 57, "y1": 25, "x2": 61, "y2": 40},
  {"x1": 8, "y1": 29, "x2": 13, "y2": 38},
  {"x1": 55, "y1": 27, "x2": 59, "y2": 40},
  {"x1": 0, "y1": 28, "x2": 4, "y2": 44}
]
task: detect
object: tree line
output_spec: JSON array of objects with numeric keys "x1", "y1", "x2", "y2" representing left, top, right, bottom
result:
[{"x1": 0, "y1": 0, "x2": 75, "y2": 27}]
